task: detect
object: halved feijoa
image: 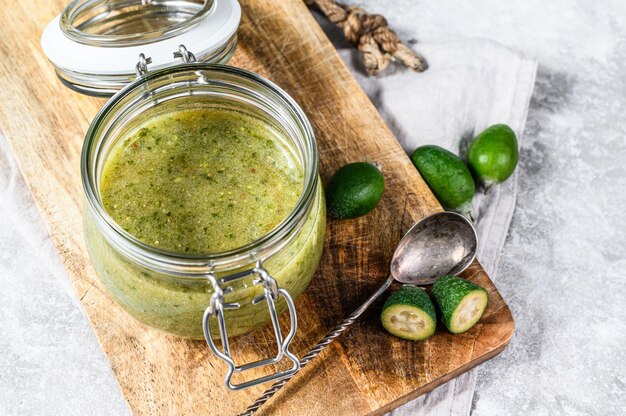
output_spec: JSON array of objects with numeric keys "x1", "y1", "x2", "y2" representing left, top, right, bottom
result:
[
  {"x1": 431, "y1": 275, "x2": 488, "y2": 334},
  {"x1": 381, "y1": 285, "x2": 436, "y2": 341}
]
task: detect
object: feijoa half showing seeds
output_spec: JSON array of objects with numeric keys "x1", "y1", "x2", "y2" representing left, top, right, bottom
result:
[
  {"x1": 381, "y1": 285, "x2": 437, "y2": 341},
  {"x1": 431, "y1": 275, "x2": 488, "y2": 334}
]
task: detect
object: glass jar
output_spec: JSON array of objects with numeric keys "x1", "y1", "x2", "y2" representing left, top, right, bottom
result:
[
  {"x1": 82, "y1": 64, "x2": 325, "y2": 341},
  {"x1": 43, "y1": 0, "x2": 321, "y2": 389}
]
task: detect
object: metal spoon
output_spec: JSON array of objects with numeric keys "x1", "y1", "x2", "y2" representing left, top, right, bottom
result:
[{"x1": 240, "y1": 211, "x2": 477, "y2": 416}]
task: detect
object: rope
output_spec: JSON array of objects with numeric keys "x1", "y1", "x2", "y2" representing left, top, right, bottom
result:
[{"x1": 305, "y1": 0, "x2": 428, "y2": 75}]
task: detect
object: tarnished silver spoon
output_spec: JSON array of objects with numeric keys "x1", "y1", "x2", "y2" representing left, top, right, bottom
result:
[{"x1": 240, "y1": 211, "x2": 477, "y2": 415}]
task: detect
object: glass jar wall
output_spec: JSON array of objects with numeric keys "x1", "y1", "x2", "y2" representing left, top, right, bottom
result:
[{"x1": 81, "y1": 65, "x2": 325, "y2": 339}]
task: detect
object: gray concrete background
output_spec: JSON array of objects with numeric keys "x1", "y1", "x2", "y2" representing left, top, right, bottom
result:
[{"x1": 1, "y1": 1, "x2": 625, "y2": 415}]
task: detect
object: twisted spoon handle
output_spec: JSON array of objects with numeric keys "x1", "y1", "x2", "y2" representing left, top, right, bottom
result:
[{"x1": 240, "y1": 276, "x2": 395, "y2": 416}]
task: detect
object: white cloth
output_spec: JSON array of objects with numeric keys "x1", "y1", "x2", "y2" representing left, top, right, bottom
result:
[{"x1": 318, "y1": 17, "x2": 537, "y2": 416}]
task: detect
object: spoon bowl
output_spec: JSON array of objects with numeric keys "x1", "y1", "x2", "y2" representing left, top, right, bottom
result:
[{"x1": 391, "y1": 211, "x2": 477, "y2": 285}]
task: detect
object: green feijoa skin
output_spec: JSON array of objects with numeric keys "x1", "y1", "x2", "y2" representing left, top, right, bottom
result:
[
  {"x1": 468, "y1": 124, "x2": 519, "y2": 186},
  {"x1": 381, "y1": 285, "x2": 437, "y2": 341},
  {"x1": 431, "y1": 275, "x2": 488, "y2": 334},
  {"x1": 410, "y1": 145, "x2": 475, "y2": 215},
  {"x1": 325, "y1": 162, "x2": 384, "y2": 219}
]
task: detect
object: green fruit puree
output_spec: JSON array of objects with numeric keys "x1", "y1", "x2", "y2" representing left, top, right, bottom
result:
[{"x1": 84, "y1": 107, "x2": 325, "y2": 339}]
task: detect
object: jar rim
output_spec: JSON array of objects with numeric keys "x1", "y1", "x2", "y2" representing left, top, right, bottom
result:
[
  {"x1": 81, "y1": 64, "x2": 319, "y2": 275},
  {"x1": 60, "y1": 0, "x2": 216, "y2": 47}
]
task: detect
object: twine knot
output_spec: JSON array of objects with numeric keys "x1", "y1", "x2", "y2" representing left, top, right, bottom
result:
[{"x1": 306, "y1": 0, "x2": 428, "y2": 75}]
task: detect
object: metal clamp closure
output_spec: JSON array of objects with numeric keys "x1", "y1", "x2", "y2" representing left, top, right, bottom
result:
[
  {"x1": 202, "y1": 260, "x2": 300, "y2": 391},
  {"x1": 173, "y1": 44, "x2": 197, "y2": 63},
  {"x1": 134, "y1": 44, "x2": 197, "y2": 78},
  {"x1": 135, "y1": 53, "x2": 152, "y2": 77}
]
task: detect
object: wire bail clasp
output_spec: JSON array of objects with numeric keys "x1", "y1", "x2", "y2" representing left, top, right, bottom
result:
[
  {"x1": 202, "y1": 260, "x2": 300, "y2": 391},
  {"x1": 173, "y1": 44, "x2": 197, "y2": 63},
  {"x1": 134, "y1": 45, "x2": 196, "y2": 78},
  {"x1": 135, "y1": 53, "x2": 152, "y2": 77}
]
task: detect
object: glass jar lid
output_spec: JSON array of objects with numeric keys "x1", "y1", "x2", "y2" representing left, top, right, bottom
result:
[{"x1": 41, "y1": 0, "x2": 240, "y2": 95}]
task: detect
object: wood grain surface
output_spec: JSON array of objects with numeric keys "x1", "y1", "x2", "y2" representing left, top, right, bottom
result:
[{"x1": 0, "y1": 0, "x2": 515, "y2": 414}]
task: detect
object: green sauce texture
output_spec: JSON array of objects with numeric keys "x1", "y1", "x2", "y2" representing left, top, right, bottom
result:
[
  {"x1": 101, "y1": 108, "x2": 302, "y2": 254},
  {"x1": 85, "y1": 106, "x2": 325, "y2": 339}
]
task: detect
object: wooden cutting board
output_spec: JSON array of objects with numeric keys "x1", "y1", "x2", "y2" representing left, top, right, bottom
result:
[{"x1": 0, "y1": 0, "x2": 515, "y2": 414}]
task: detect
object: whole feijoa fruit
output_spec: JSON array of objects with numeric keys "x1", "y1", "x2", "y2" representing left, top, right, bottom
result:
[
  {"x1": 410, "y1": 145, "x2": 475, "y2": 215},
  {"x1": 325, "y1": 162, "x2": 385, "y2": 219},
  {"x1": 468, "y1": 124, "x2": 519, "y2": 186}
]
